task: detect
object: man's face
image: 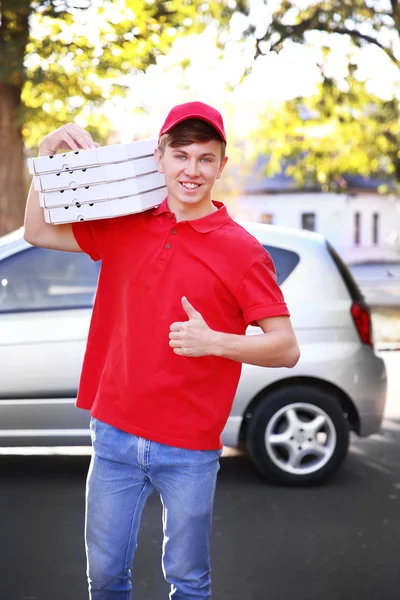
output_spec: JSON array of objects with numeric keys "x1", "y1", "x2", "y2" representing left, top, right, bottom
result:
[{"x1": 154, "y1": 140, "x2": 228, "y2": 208}]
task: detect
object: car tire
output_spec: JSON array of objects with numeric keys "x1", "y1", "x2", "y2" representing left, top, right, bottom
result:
[{"x1": 247, "y1": 384, "x2": 350, "y2": 486}]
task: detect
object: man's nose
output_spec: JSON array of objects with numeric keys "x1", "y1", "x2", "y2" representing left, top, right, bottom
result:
[{"x1": 184, "y1": 159, "x2": 201, "y2": 177}]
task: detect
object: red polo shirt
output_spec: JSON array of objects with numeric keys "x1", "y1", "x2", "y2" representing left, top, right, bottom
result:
[{"x1": 72, "y1": 199, "x2": 289, "y2": 450}]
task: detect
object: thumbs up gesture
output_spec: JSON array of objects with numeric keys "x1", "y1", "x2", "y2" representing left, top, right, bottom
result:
[{"x1": 169, "y1": 297, "x2": 216, "y2": 357}]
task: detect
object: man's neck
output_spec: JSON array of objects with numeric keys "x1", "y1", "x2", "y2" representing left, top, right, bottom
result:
[{"x1": 169, "y1": 199, "x2": 218, "y2": 223}]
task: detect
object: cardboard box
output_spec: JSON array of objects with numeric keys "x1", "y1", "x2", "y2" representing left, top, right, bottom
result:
[
  {"x1": 44, "y1": 186, "x2": 167, "y2": 224},
  {"x1": 28, "y1": 138, "x2": 157, "y2": 175},
  {"x1": 34, "y1": 155, "x2": 160, "y2": 192},
  {"x1": 39, "y1": 171, "x2": 166, "y2": 208}
]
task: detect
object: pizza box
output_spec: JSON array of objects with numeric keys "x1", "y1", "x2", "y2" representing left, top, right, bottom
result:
[
  {"x1": 28, "y1": 138, "x2": 157, "y2": 175},
  {"x1": 34, "y1": 155, "x2": 160, "y2": 192},
  {"x1": 39, "y1": 172, "x2": 166, "y2": 208},
  {"x1": 44, "y1": 186, "x2": 167, "y2": 224}
]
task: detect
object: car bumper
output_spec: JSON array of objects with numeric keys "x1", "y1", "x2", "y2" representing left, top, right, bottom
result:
[{"x1": 353, "y1": 350, "x2": 387, "y2": 437}]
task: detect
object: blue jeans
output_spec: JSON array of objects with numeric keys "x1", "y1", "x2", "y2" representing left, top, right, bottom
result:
[{"x1": 85, "y1": 417, "x2": 222, "y2": 600}]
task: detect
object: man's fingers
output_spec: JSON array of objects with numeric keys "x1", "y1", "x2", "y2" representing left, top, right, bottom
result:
[
  {"x1": 76, "y1": 134, "x2": 93, "y2": 150},
  {"x1": 58, "y1": 132, "x2": 80, "y2": 151},
  {"x1": 169, "y1": 339, "x2": 182, "y2": 348},
  {"x1": 41, "y1": 126, "x2": 96, "y2": 155},
  {"x1": 67, "y1": 124, "x2": 97, "y2": 149},
  {"x1": 173, "y1": 348, "x2": 185, "y2": 355},
  {"x1": 181, "y1": 296, "x2": 199, "y2": 318},
  {"x1": 170, "y1": 322, "x2": 184, "y2": 332},
  {"x1": 42, "y1": 123, "x2": 97, "y2": 154},
  {"x1": 169, "y1": 332, "x2": 181, "y2": 340},
  {"x1": 66, "y1": 125, "x2": 95, "y2": 150}
]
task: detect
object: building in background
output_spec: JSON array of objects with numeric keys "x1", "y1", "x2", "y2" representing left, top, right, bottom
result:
[{"x1": 231, "y1": 163, "x2": 400, "y2": 265}]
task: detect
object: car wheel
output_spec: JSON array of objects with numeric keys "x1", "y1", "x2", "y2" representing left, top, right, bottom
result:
[{"x1": 247, "y1": 384, "x2": 350, "y2": 486}]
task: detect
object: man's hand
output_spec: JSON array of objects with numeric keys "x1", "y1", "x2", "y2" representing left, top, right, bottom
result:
[
  {"x1": 169, "y1": 297, "x2": 216, "y2": 357},
  {"x1": 38, "y1": 123, "x2": 99, "y2": 157}
]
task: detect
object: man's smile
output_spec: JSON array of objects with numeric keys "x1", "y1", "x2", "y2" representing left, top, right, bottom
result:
[{"x1": 180, "y1": 182, "x2": 201, "y2": 190}]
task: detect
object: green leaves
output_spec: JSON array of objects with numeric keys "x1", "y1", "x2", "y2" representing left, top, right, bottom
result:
[
  {"x1": 1, "y1": 0, "x2": 240, "y2": 147},
  {"x1": 255, "y1": 0, "x2": 400, "y2": 68},
  {"x1": 246, "y1": 1, "x2": 400, "y2": 188},
  {"x1": 250, "y1": 67, "x2": 400, "y2": 190}
]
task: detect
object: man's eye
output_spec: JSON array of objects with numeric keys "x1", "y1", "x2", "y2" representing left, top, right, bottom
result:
[
  {"x1": 176, "y1": 155, "x2": 186, "y2": 160},
  {"x1": 201, "y1": 157, "x2": 211, "y2": 163}
]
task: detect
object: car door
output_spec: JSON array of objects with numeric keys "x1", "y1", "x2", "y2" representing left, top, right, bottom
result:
[{"x1": 0, "y1": 245, "x2": 99, "y2": 439}]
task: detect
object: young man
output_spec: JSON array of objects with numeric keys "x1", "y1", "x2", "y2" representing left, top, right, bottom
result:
[{"x1": 24, "y1": 101, "x2": 300, "y2": 600}]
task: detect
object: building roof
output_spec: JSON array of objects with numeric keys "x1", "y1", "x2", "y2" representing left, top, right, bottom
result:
[{"x1": 243, "y1": 156, "x2": 396, "y2": 195}]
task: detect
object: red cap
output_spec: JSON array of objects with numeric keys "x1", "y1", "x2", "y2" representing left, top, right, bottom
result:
[{"x1": 158, "y1": 101, "x2": 226, "y2": 143}]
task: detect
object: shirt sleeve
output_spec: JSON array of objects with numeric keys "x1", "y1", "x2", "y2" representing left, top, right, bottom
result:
[
  {"x1": 72, "y1": 218, "x2": 113, "y2": 262},
  {"x1": 236, "y1": 253, "x2": 290, "y2": 327}
]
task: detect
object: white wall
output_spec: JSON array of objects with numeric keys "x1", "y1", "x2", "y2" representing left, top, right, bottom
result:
[{"x1": 231, "y1": 192, "x2": 400, "y2": 264}]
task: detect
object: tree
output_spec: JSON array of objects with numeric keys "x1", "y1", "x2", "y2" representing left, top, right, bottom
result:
[
  {"x1": 241, "y1": 0, "x2": 400, "y2": 191},
  {"x1": 0, "y1": 0, "x2": 246, "y2": 235},
  {"x1": 253, "y1": 0, "x2": 400, "y2": 69},
  {"x1": 247, "y1": 63, "x2": 400, "y2": 193}
]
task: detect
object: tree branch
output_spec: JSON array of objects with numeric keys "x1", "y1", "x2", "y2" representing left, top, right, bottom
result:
[
  {"x1": 256, "y1": 16, "x2": 400, "y2": 70},
  {"x1": 255, "y1": 11, "x2": 323, "y2": 58},
  {"x1": 315, "y1": 25, "x2": 400, "y2": 69}
]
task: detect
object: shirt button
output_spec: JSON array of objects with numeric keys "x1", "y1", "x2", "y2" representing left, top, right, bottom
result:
[
  {"x1": 171, "y1": 229, "x2": 177, "y2": 234},
  {"x1": 165, "y1": 243, "x2": 171, "y2": 249},
  {"x1": 168, "y1": 215, "x2": 173, "y2": 220}
]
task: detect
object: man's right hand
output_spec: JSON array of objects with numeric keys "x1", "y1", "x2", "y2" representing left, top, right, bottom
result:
[
  {"x1": 24, "y1": 122, "x2": 100, "y2": 252},
  {"x1": 38, "y1": 123, "x2": 99, "y2": 157}
]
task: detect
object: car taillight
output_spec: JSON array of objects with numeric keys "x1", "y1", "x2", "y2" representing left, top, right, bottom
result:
[{"x1": 351, "y1": 302, "x2": 373, "y2": 347}]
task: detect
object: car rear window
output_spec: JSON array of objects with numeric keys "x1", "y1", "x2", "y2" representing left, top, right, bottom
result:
[
  {"x1": 263, "y1": 245, "x2": 300, "y2": 285},
  {"x1": 326, "y1": 242, "x2": 364, "y2": 302}
]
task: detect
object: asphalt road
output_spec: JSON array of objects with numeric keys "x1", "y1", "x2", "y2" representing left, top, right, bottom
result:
[{"x1": 1, "y1": 353, "x2": 400, "y2": 600}]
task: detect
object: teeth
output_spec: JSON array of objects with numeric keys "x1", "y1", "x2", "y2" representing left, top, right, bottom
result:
[{"x1": 182, "y1": 182, "x2": 199, "y2": 189}]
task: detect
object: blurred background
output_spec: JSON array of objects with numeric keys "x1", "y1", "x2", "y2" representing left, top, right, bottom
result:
[{"x1": 1, "y1": 1, "x2": 400, "y2": 599}]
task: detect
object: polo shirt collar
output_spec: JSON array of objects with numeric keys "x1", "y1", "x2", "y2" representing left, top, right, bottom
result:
[{"x1": 152, "y1": 198, "x2": 231, "y2": 233}]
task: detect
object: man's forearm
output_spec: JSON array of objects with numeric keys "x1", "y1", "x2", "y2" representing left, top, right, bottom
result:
[
  {"x1": 24, "y1": 179, "x2": 49, "y2": 242},
  {"x1": 211, "y1": 330, "x2": 300, "y2": 368}
]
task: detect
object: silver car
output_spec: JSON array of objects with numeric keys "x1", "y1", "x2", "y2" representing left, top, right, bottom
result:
[{"x1": 0, "y1": 223, "x2": 387, "y2": 486}]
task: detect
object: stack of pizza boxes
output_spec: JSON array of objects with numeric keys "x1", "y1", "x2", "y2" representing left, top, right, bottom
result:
[{"x1": 28, "y1": 139, "x2": 167, "y2": 224}]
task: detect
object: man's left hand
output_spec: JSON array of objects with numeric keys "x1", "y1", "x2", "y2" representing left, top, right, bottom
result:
[{"x1": 169, "y1": 297, "x2": 216, "y2": 357}]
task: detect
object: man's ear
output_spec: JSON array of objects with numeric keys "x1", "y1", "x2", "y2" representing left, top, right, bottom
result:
[
  {"x1": 216, "y1": 155, "x2": 228, "y2": 180},
  {"x1": 154, "y1": 148, "x2": 164, "y2": 174}
]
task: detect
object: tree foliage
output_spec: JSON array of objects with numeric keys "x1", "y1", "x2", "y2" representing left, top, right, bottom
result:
[
  {"x1": 252, "y1": 0, "x2": 400, "y2": 69},
  {"x1": 243, "y1": 0, "x2": 400, "y2": 190},
  {"x1": 250, "y1": 64, "x2": 400, "y2": 192},
  {"x1": 0, "y1": 0, "x2": 246, "y2": 234},
  {"x1": 1, "y1": 0, "x2": 246, "y2": 146}
]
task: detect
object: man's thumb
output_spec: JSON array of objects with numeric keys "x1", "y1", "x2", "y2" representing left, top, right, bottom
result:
[{"x1": 182, "y1": 296, "x2": 198, "y2": 318}]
